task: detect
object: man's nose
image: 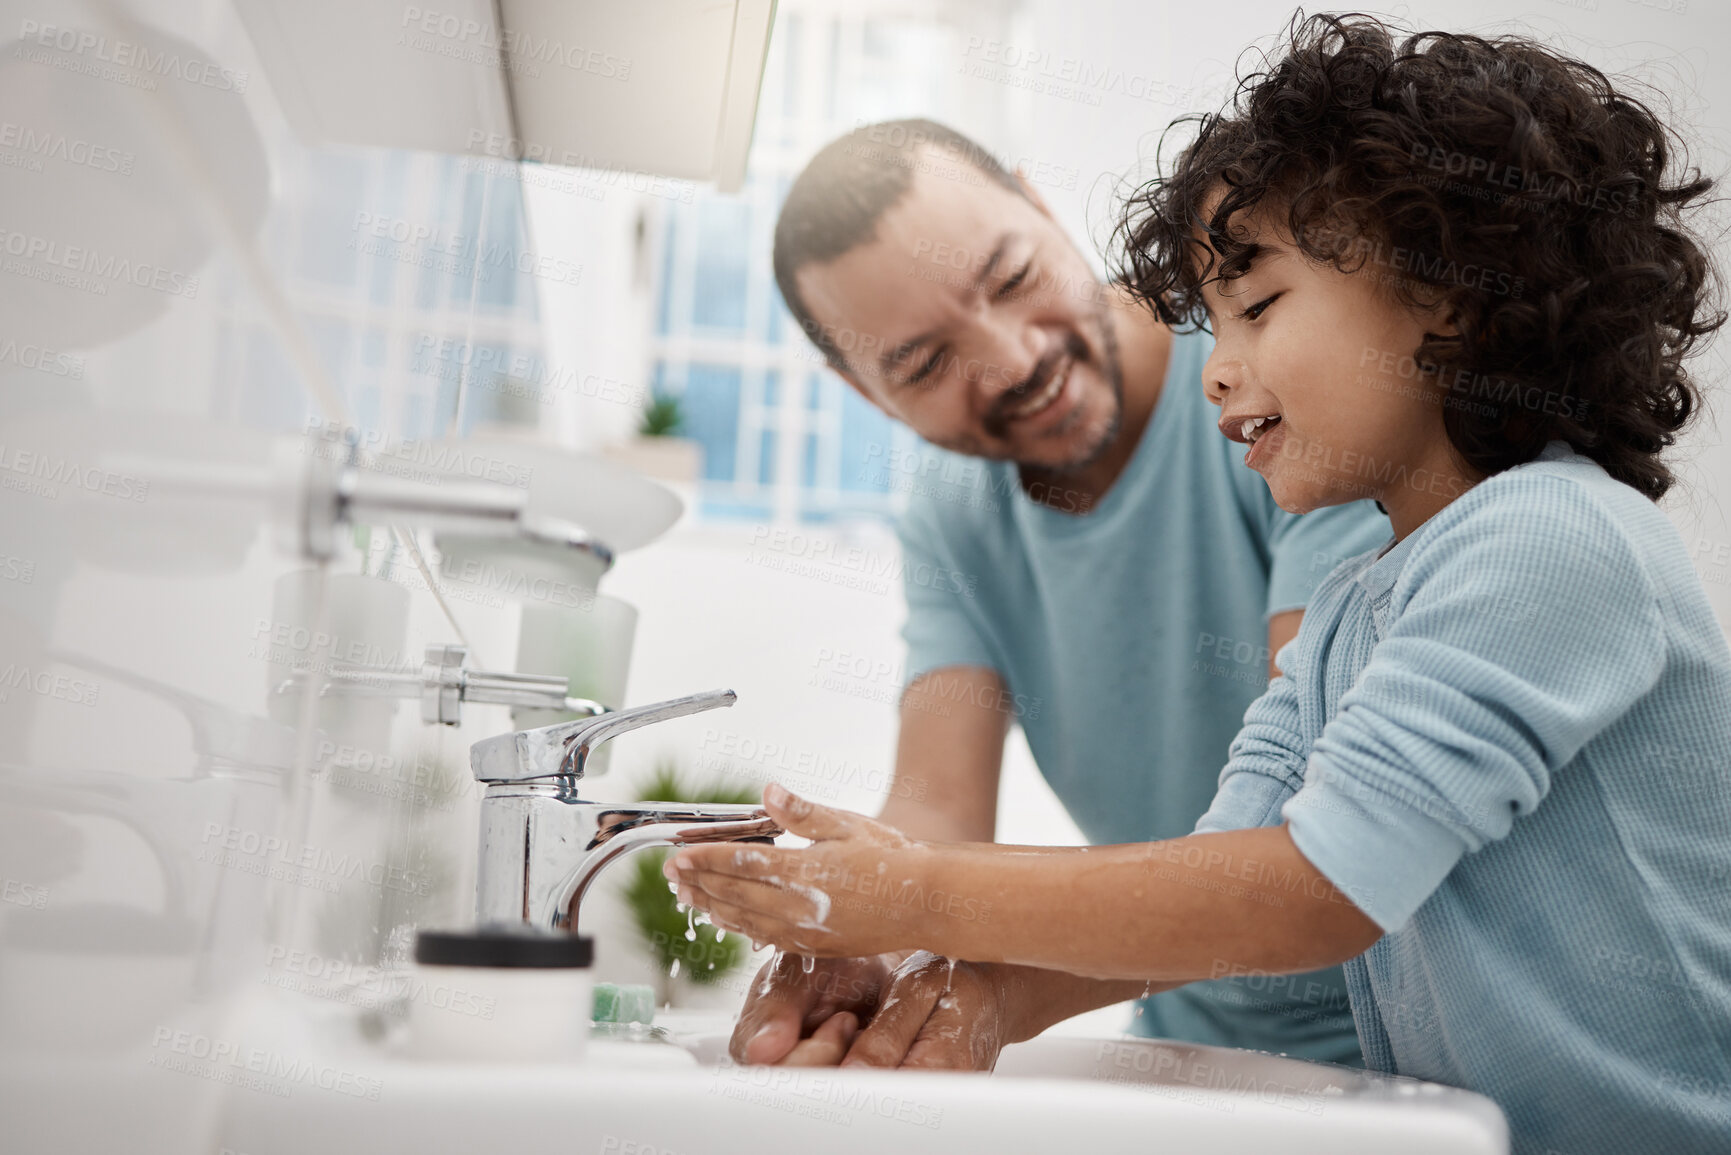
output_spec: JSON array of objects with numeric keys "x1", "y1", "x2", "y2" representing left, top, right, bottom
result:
[{"x1": 965, "y1": 315, "x2": 1044, "y2": 397}]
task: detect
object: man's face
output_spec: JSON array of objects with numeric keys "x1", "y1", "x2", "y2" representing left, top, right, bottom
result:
[{"x1": 795, "y1": 155, "x2": 1123, "y2": 470}]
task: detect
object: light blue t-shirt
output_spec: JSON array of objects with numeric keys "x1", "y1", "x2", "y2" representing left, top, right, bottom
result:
[
  {"x1": 897, "y1": 327, "x2": 1390, "y2": 1060},
  {"x1": 1198, "y1": 442, "x2": 1731, "y2": 1154}
]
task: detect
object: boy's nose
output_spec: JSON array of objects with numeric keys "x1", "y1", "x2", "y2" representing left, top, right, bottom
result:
[{"x1": 1202, "y1": 345, "x2": 1240, "y2": 406}]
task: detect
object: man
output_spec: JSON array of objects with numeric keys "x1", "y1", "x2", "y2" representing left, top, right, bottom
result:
[{"x1": 736, "y1": 119, "x2": 1389, "y2": 1070}]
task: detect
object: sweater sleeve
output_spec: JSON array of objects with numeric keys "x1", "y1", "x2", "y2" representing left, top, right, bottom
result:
[
  {"x1": 1194, "y1": 659, "x2": 1311, "y2": 834},
  {"x1": 1282, "y1": 476, "x2": 1667, "y2": 932}
]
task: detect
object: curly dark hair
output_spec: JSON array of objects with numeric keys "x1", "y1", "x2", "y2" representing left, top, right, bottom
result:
[{"x1": 1114, "y1": 12, "x2": 1724, "y2": 500}]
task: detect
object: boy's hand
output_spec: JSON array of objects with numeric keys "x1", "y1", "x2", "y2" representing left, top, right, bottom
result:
[{"x1": 667, "y1": 784, "x2": 931, "y2": 958}]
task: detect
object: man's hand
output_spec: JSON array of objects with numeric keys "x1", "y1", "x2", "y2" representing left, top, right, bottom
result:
[
  {"x1": 728, "y1": 951, "x2": 900, "y2": 1065},
  {"x1": 729, "y1": 949, "x2": 1014, "y2": 1071},
  {"x1": 839, "y1": 951, "x2": 1010, "y2": 1071}
]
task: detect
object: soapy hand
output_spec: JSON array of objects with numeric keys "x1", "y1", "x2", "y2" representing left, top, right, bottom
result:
[
  {"x1": 665, "y1": 784, "x2": 933, "y2": 959},
  {"x1": 729, "y1": 950, "x2": 1013, "y2": 1071}
]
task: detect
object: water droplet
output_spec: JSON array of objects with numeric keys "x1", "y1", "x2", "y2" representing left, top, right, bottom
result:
[
  {"x1": 801, "y1": 954, "x2": 815, "y2": 974},
  {"x1": 686, "y1": 904, "x2": 697, "y2": 941},
  {"x1": 669, "y1": 958, "x2": 681, "y2": 979},
  {"x1": 714, "y1": 927, "x2": 726, "y2": 943}
]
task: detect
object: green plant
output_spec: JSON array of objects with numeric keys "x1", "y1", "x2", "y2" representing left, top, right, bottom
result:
[
  {"x1": 639, "y1": 393, "x2": 683, "y2": 437},
  {"x1": 621, "y1": 762, "x2": 758, "y2": 988}
]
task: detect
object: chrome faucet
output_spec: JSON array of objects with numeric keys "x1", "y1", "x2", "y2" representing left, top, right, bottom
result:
[{"x1": 468, "y1": 690, "x2": 780, "y2": 932}]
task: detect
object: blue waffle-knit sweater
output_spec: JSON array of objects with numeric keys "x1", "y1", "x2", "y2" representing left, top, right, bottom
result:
[{"x1": 1196, "y1": 441, "x2": 1731, "y2": 1154}]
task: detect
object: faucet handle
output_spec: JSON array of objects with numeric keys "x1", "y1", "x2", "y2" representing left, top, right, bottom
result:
[{"x1": 471, "y1": 689, "x2": 737, "y2": 784}]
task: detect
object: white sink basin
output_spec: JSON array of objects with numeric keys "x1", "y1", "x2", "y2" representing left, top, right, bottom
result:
[{"x1": 0, "y1": 991, "x2": 1506, "y2": 1154}]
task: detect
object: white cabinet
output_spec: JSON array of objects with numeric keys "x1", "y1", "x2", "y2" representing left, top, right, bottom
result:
[{"x1": 233, "y1": 0, "x2": 774, "y2": 190}]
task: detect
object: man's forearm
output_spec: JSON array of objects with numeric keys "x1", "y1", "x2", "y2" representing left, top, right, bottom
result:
[
  {"x1": 907, "y1": 826, "x2": 1382, "y2": 982},
  {"x1": 881, "y1": 667, "x2": 1008, "y2": 843}
]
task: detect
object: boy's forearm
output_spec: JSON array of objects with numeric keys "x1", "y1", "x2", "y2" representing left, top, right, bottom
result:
[
  {"x1": 908, "y1": 826, "x2": 1381, "y2": 982},
  {"x1": 992, "y1": 965, "x2": 1167, "y2": 1044}
]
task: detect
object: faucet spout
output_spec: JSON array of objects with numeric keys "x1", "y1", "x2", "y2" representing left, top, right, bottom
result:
[
  {"x1": 471, "y1": 689, "x2": 737, "y2": 784},
  {"x1": 467, "y1": 689, "x2": 780, "y2": 933},
  {"x1": 474, "y1": 788, "x2": 781, "y2": 932}
]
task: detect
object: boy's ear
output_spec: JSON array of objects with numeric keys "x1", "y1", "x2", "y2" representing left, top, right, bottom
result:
[{"x1": 1420, "y1": 296, "x2": 1461, "y2": 338}]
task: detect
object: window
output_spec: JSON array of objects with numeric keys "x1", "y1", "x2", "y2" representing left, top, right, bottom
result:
[{"x1": 649, "y1": 0, "x2": 1012, "y2": 523}]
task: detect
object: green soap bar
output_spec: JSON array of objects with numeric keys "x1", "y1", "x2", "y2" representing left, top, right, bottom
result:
[
  {"x1": 618, "y1": 984, "x2": 654, "y2": 1024},
  {"x1": 591, "y1": 983, "x2": 655, "y2": 1024}
]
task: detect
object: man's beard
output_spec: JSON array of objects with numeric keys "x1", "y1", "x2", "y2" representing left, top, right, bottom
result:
[
  {"x1": 1002, "y1": 298, "x2": 1124, "y2": 475},
  {"x1": 923, "y1": 299, "x2": 1126, "y2": 469}
]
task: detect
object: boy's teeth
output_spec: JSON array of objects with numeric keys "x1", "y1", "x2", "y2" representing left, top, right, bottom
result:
[{"x1": 1241, "y1": 415, "x2": 1278, "y2": 443}]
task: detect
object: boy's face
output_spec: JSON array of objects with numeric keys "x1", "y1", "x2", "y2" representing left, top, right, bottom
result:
[
  {"x1": 794, "y1": 152, "x2": 1122, "y2": 471},
  {"x1": 1196, "y1": 204, "x2": 1456, "y2": 515}
]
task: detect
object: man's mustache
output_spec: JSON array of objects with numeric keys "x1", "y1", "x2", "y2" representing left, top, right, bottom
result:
[{"x1": 983, "y1": 331, "x2": 1090, "y2": 439}]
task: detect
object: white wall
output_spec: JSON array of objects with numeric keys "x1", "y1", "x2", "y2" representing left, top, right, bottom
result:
[{"x1": 938, "y1": 0, "x2": 1731, "y2": 623}]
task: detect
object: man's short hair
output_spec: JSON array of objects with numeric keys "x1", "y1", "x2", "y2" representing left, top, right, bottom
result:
[{"x1": 773, "y1": 119, "x2": 1025, "y2": 370}]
